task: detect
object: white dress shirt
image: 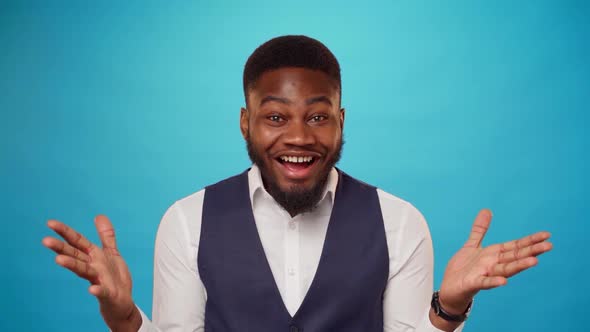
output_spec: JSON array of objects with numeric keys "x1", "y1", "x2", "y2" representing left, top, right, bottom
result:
[{"x1": 136, "y1": 165, "x2": 464, "y2": 332}]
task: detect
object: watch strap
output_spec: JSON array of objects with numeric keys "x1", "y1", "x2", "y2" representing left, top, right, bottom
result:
[{"x1": 431, "y1": 291, "x2": 472, "y2": 322}]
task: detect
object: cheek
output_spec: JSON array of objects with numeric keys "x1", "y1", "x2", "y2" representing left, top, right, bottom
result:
[
  {"x1": 250, "y1": 126, "x2": 281, "y2": 151},
  {"x1": 318, "y1": 127, "x2": 342, "y2": 150}
]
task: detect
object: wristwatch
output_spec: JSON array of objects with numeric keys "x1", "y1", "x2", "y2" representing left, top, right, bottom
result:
[{"x1": 431, "y1": 291, "x2": 473, "y2": 322}]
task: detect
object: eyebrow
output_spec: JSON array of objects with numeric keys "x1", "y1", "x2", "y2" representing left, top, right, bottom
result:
[
  {"x1": 305, "y1": 96, "x2": 332, "y2": 107},
  {"x1": 259, "y1": 95, "x2": 333, "y2": 107},
  {"x1": 259, "y1": 95, "x2": 291, "y2": 107}
]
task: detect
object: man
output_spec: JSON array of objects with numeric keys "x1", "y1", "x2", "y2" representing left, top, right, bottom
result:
[{"x1": 42, "y1": 35, "x2": 552, "y2": 332}]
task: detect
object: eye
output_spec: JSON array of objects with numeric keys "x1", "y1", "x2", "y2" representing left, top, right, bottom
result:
[
  {"x1": 309, "y1": 115, "x2": 327, "y2": 123},
  {"x1": 267, "y1": 115, "x2": 283, "y2": 122}
]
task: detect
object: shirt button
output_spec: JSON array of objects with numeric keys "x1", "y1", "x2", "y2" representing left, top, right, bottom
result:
[
  {"x1": 288, "y1": 268, "x2": 296, "y2": 276},
  {"x1": 289, "y1": 325, "x2": 299, "y2": 332},
  {"x1": 288, "y1": 222, "x2": 296, "y2": 230}
]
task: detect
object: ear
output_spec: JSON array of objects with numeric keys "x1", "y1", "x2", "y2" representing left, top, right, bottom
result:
[
  {"x1": 240, "y1": 107, "x2": 249, "y2": 140},
  {"x1": 339, "y1": 108, "x2": 345, "y2": 131}
]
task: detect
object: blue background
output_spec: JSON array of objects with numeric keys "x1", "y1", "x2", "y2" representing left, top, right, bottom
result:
[{"x1": 1, "y1": 0, "x2": 587, "y2": 330}]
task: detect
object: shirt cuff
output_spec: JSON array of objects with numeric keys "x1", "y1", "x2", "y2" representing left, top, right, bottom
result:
[{"x1": 137, "y1": 306, "x2": 160, "y2": 332}]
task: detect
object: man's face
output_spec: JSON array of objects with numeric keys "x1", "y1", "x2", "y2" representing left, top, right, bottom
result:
[{"x1": 241, "y1": 67, "x2": 344, "y2": 215}]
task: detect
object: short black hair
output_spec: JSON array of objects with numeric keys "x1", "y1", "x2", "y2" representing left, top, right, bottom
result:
[{"x1": 243, "y1": 35, "x2": 341, "y2": 105}]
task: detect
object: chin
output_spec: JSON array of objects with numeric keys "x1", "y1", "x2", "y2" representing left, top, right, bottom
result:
[{"x1": 281, "y1": 181, "x2": 315, "y2": 193}]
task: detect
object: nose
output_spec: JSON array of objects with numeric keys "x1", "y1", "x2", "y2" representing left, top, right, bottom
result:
[{"x1": 282, "y1": 119, "x2": 316, "y2": 147}]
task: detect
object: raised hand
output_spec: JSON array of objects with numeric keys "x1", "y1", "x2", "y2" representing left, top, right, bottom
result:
[
  {"x1": 42, "y1": 215, "x2": 142, "y2": 332},
  {"x1": 438, "y1": 209, "x2": 553, "y2": 314}
]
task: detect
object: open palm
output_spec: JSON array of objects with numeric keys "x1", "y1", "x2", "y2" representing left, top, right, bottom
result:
[
  {"x1": 438, "y1": 209, "x2": 552, "y2": 314},
  {"x1": 42, "y1": 215, "x2": 140, "y2": 331}
]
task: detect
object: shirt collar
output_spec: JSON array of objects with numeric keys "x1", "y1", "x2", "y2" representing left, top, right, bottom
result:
[{"x1": 247, "y1": 164, "x2": 339, "y2": 212}]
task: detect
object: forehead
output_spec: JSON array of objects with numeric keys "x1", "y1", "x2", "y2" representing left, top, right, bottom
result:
[{"x1": 249, "y1": 67, "x2": 339, "y2": 105}]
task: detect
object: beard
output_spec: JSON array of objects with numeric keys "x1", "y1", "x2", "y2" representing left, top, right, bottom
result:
[{"x1": 246, "y1": 136, "x2": 343, "y2": 217}]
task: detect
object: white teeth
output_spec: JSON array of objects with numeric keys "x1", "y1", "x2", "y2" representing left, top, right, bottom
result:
[{"x1": 280, "y1": 156, "x2": 314, "y2": 163}]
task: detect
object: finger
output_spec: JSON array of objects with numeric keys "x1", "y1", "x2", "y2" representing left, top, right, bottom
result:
[
  {"x1": 490, "y1": 256, "x2": 538, "y2": 278},
  {"x1": 464, "y1": 209, "x2": 493, "y2": 248},
  {"x1": 476, "y1": 276, "x2": 507, "y2": 290},
  {"x1": 94, "y1": 215, "x2": 119, "y2": 254},
  {"x1": 498, "y1": 241, "x2": 553, "y2": 264},
  {"x1": 47, "y1": 220, "x2": 97, "y2": 254},
  {"x1": 42, "y1": 236, "x2": 90, "y2": 262},
  {"x1": 501, "y1": 231, "x2": 551, "y2": 253},
  {"x1": 55, "y1": 254, "x2": 98, "y2": 280}
]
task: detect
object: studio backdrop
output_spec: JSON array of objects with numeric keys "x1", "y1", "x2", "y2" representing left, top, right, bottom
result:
[{"x1": 1, "y1": 1, "x2": 587, "y2": 331}]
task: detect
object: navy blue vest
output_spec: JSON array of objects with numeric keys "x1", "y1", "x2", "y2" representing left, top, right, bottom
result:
[{"x1": 198, "y1": 170, "x2": 389, "y2": 331}]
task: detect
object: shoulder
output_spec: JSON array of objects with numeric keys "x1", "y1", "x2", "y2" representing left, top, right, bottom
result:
[
  {"x1": 376, "y1": 187, "x2": 431, "y2": 244},
  {"x1": 338, "y1": 170, "x2": 431, "y2": 240},
  {"x1": 337, "y1": 171, "x2": 428, "y2": 232},
  {"x1": 156, "y1": 189, "x2": 206, "y2": 247},
  {"x1": 162, "y1": 189, "x2": 207, "y2": 224},
  {"x1": 156, "y1": 169, "x2": 250, "y2": 241},
  {"x1": 376, "y1": 189, "x2": 425, "y2": 223},
  {"x1": 160, "y1": 169, "x2": 250, "y2": 227},
  {"x1": 376, "y1": 188, "x2": 434, "y2": 276}
]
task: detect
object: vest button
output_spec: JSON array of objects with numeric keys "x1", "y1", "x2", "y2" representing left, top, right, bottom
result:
[{"x1": 289, "y1": 325, "x2": 300, "y2": 332}]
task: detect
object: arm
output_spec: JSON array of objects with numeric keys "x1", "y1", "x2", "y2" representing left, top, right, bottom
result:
[
  {"x1": 42, "y1": 195, "x2": 207, "y2": 332},
  {"x1": 381, "y1": 197, "x2": 463, "y2": 332},
  {"x1": 151, "y1": 200, "x2": 207, "y2": 331},
  {"x1": 383, "y1": 207, "x2": 553, "y2": 332}
]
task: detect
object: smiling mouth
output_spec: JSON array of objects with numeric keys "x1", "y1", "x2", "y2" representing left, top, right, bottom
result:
[{"x1": 275, "y1": 155, "x2": 318, "y2": 177}]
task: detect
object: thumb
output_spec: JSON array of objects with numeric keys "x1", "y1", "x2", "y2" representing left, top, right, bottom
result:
[
  {"x1": 95, "y1": 215, "x2": 118, "y2": 252},
  {"x1": 89, "y1": 284, "x2": 111, "y2": 301},
  {"x1": 464, "y1": 209, "x2": 492, "y2": 248}
]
